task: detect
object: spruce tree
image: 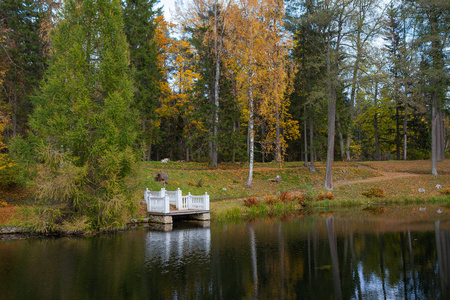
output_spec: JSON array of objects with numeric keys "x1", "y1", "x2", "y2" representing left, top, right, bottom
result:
[
  {"x1": 0, "y1": 0, "x2": 46, "y2": 137},
  {"x1": 123, "y1": 0, "x2": 162, "y2": 161},
  {"x1": 409, "y1": 0, "x2": 449, "y2": 175},
  {"x1": 30, "y1": 0, "x2": 138, "y2": 228}
]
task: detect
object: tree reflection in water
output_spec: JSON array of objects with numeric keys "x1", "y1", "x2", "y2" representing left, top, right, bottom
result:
[
  {"x1": 0, "y1": 212, "x2": 449, "y2": 299},
  {"x1": 435, "y1": 220, "x2": 450, "y2": 298}
]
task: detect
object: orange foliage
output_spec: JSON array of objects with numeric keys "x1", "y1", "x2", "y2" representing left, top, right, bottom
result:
[
  {"x1": 244, "y1": 197, "x2": 260, "y2": 207},
  {"x1": 0, "y1": 206, "x2": 18, "y2": 225},
  {"x1": 264, "y1": 194, "x2": 279, "y2": 205},
  {"x1": 317, "y1": 192, "x2": 335, "y2": 201}
]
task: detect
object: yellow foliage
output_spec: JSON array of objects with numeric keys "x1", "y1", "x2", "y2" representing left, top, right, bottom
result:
[
  {"x1": 220, "y1": 0, "x2": 298, "y2": 161},
  {"x1": 153, "y1": 15, "x2": 204, "y2": 141}
]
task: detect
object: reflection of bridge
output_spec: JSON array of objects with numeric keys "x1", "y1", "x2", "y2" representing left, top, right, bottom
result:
[{"x1": 145, "y1": 227, "x2": 211, "y2": 264}]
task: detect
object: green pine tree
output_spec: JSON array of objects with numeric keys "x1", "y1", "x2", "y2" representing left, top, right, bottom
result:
[
  {"x1": 0, "y1": 0, "x2": 46, "y2": 137},
  {"x1": 30, "y1": 0, "x2": 138, "y2": 229},
  {"x1": 123, "y1": 0, "x2": 162, "y2": 161}
]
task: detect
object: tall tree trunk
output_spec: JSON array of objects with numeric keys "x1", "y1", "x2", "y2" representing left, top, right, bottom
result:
[
  {"x1": 246, "y1": 65, "x2": 254, "y2": 189},
  {"x1": 308, "y1": 84, "x2": 316, "y2": 173},
  {"x1": 303, "y1": 105, "x2": 308, "y2": 167},
  {"x1": 374, "y1": 113, "x2": 380, "y2": 161},
  {"x1": 432, "y1": 103, "x2": 438, "y2": 176},
  {"x1": 142, "y1": 119, "x2": 146, "y2": 161},
  {"x1": 261, "y1": 122, "x2": 265, "y2": 163},
  {"x1": 430, "y1": 6, "x2": 445, "y2": 172},
  {"x1": 437, "y1": 108, "x2": 444, "y2": 162},
  {"x1": 403, "y1": 102, "x2": 407, "y2": 160},
  {"x1": 337, "y1": 116, "x2": 345, "y2": 161},
  {"x1": 246, "y1": 16, "x2": 255, "y2": 189},
  {"x1": 345, "y1": 135, "x2": 351, "y2": 161},
  {"x1": 211, "y1": 0, "x2": 220, "y2": 168},
  {"x1": 396, "y1": 106, "x2": 401, "y2": 160},
  {"x1": 232, "y1": 120, "x2": 236, "y2": 163},
  {"x1": 275, "y1": 99, "x2": 281, "y2": 163},
  {"x1": 274, "y1": 57, "x2": 281, "y2": 164},
  {"x1": 302, "y1": 37, "x2": 308, "y2": 167},
  {"x1": 324, "y1": 28, "x2": 336, "y2": 191},
  {"x1": 374, "y1": 82, "x2": 380, "y2": 161},
  {"x1": 347, "y1": 54, "x2": 360, "y2": 162},
  {"x1": 12, "y1": 72, "x2": 18, "y2": 137}
]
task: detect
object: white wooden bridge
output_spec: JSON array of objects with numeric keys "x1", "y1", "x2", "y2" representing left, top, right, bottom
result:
[{"x1": 144, "y1": 188, "x2": 210, "y2": 224}]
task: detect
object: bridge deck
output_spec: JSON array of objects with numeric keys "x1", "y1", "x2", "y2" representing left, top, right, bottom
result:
[{"x1": 147, "y1": 209, "x2": 210, "y2": 216}]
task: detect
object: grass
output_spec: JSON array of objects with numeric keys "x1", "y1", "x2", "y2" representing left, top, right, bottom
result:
[
  {"x1": 139, "y1": 160, "x2": 382, "y2": 201},
  {"x1": 1, "y1": 159, "x2": 449, "y2": 227},
  {"x1": 209, "y1": 159, "x2": 450, "y2": 220},
  {"x1": 360, "y1": 159, "x2": 450, "y2": 175}
]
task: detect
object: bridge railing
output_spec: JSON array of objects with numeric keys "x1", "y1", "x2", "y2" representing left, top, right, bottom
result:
[{"x1": 145, "y1": 188, "x2": 209, "y2": 213}]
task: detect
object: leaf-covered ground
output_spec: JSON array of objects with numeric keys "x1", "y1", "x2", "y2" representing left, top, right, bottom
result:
[
  {"x1": 139, "y1": 160, "x2": 382, "y2": 201},
  {"x1": 1, "y1": 159, "x2": 449, "y2": 225}
]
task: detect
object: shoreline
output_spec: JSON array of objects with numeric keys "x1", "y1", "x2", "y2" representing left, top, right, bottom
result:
[{"x1": 1, "y1": 199, "x2": 449, "y2": 241}]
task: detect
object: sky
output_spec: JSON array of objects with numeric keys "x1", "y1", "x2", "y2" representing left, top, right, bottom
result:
[{"x1": 158, "y1": 0, "x2": 176, "y2": 22}]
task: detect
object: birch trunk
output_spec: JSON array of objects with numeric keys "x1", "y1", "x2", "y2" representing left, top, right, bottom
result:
[
  {"x1": 246, "y1": 67, "x2": 254, "y2": 189},
  {"x1": 211, "y1": 0, "x2": 220, "y2": 168}
]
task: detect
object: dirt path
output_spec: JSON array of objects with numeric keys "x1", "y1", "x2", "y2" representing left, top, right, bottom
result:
[
  {"x1": 333, "y1": 163, "x2": 419, "y2": 187},
  {"x1": 214, "y1": 163, "x2": 420, "y2": 204}
]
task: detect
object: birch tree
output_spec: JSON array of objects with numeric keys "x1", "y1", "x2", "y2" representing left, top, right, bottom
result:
[{"x1": 225, "y1": 0, "x2": 262, "y2": 188}]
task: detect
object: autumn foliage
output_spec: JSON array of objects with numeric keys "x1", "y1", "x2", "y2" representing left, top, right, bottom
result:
[
  {"x1": 362, "y1": 187, "x2": 387, "y2": 198},
  {"x1": 317, "y1": 192, "x2": 335, "y2": 201},
  {"x1": 244, "y1": 197, "x2": 260, "y2": 207}
]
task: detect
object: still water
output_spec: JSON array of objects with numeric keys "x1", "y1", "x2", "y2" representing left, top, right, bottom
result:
[{"x1": 0, "y1": 208, "x2": 449, "y2": 299}]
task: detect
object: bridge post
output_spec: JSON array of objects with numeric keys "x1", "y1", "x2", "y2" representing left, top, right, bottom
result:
[{"x1": 204, "y1": 192, "x2": 210, "y2": 210}]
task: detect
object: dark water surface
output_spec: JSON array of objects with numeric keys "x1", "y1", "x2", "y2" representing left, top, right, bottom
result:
[{"x1": 0, "y1": 209, "x2": 449, "y2": 299}]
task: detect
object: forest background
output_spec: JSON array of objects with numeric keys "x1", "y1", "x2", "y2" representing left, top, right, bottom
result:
[{"x1": 0, "y1": 0, "x2": 449, "y2": 229}]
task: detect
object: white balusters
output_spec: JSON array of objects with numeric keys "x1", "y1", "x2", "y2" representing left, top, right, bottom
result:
[{"x1": 145, "y1": 188, "x2": 210, "y2": 213}]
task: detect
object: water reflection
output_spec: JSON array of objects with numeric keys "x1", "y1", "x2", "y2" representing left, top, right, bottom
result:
[
  {"x1": 435, "y1": 220, "x2": 450, "y2": 297},
  {"x1": 145, "y1": 227, "x2": 211, "y2": 265},
  {"x1": 0, "y1": 211, "x2": 449, "y2": 299}
]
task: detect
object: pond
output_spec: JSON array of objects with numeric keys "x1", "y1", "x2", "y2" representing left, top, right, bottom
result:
[{"x1": 0, "y1": 206, "x2": 449, "y2": 299}]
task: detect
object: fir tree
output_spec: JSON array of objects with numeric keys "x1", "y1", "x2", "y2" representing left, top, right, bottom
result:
[
  {"x1": 30, "y1": 0, "x2": 138, "y2": 228},
  {"x1": 0, "y1": 0, "x2": 46, "y2": 137},
  {"x1": 123, "y1": 0, "x2": 162, "y2": 161}
]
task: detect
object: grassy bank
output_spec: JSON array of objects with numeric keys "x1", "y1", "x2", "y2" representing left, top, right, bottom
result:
[
  {"x1": 0, "y1": 159, "x2": 449, "y2": 230},
  {"x1": 209, "y1": 159, "x2": 450, "y2": 220},
  {"x1": 138, "y1": 160, "x2": 382, "y2": 201}
]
